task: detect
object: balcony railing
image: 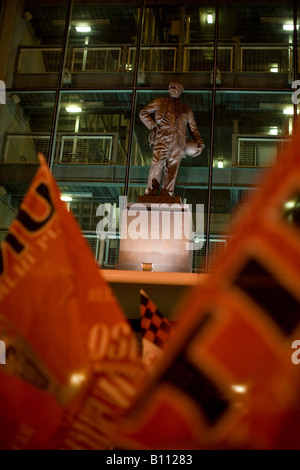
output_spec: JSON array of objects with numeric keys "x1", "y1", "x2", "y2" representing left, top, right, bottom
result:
[
  {"x1": 55, "y1": 133, "x2": 118, "y2": 164},
  {"x1": 235, "y1": 135, "x2": 290, "y2": 167},
  {"x1": 183, "y1": 46, "x2": 233, "y2": 72},
  {"x1": 16, "y1": 44, "x2": 294, "y2": 76},
  {"x1": 128, "y1": 46, "x2": 177, "y2": 73},
  {"x1": 2, "y1": 133, "x2": 119, "y2": 165},
  {"x1": 3, "y1": 134, "x2": 50, "y2": 163},
  {"x1": 240, "y1": 46, "x2": 292, "y2": 73},
  {"x1": 17, "y1": 47, "x2": 62, "y2": 74},
  {"x1": 70, "y1": 47, "x2": 122, "y2": 73}
]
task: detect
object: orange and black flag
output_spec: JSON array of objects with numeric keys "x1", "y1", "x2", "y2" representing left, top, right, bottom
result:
[
  {"x1": 0, "y1": 154, "x2": 144, "y2": 450},
  {"x1": 140, "y1": 289, "x2": 174, "y2": 371},
  {"x1": 115, "y1": 127, "x2": 300, "y2": 450}
]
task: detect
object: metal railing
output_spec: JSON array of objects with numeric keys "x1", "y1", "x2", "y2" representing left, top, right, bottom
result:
[
  {"x1": 240, "y1": 46, "x2": 292, "y2": 73},
  {"x1": 2, "y1": 133, "x2": 118, "y2": 165},
  {"x1": 3, "y1": 134, "x2": 50, "y2": 163},
  {"x1": 128, "y1": 46, "x2": 177, "y2": 72},
  {"x1": 17, "y1": 47, "x2": 62, "y2": 73},
  {"x1": 236, "y1": 136, "x2": 290, "y2": 167},
  {"x1": 183, "y1": 46, "x2": 233, "y2": 72},
  {"x1": 55, "y1": 133, "x2": 117, "y2": 164},
  {"x1": 16, "y1": 44, "x2": 294, "y2": 75},
  {"x1": 70, "y1": 46, "x2": 122, "y2": 73}
]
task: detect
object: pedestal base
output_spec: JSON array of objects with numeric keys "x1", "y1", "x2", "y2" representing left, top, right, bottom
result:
[{"x1": 117, "y1": 199, "x2": 193, "y2": 273}]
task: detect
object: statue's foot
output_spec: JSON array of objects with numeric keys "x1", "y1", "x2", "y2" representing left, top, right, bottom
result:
[
  {"x1": 145, "y1": 179, "x2": 160, "y2": 196},
  {"x1": 145, "y1": 188, "x2": 157, "y2": 196},
  {"x1": 161, "y1": 189, "x2": 172, "y2": 197}
]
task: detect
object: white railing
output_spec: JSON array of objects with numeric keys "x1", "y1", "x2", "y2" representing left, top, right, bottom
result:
[
  {"x1": 235, "y1": 135, "x2": 290, "y2": 167},
  {"x1": 56, "y1": 134, "x2": 117, "y2": 164}
]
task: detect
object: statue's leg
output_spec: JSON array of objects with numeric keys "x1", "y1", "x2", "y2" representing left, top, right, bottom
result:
[
  {"x1": 161, "y1": 146, "x2": 183, "y2": 196},
  {"x1": 145, "y1": 146, "x2": 168, "y2": 195}
]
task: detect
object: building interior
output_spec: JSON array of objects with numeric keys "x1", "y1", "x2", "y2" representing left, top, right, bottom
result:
[{"x1": 0, "y1": 0, "x2": 299, "y2": 321}]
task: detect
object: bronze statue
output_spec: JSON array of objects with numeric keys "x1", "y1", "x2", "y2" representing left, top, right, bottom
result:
[{"x1": 139, "y1": 81, "x2": 205, "y2": 197}]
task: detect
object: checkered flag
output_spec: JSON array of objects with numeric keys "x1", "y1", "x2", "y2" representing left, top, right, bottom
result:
[{"x1": 140, "y1": 290, "x2": 174, "y2": 371}]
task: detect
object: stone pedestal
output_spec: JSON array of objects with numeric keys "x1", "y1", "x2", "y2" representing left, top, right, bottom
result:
[{"x1": 117, "y1": 196, "x2": 193, "y2": 272}]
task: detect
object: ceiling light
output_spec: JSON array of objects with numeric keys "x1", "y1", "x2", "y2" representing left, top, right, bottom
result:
[
  {"x1": 76, "y1": 25, "x2": 91, "y2": 33},
  {"x1": 283, "y1": 23, "x2": 299, "y2": 31},
  {"x1": 60, "y1": 195, "x2": 73, "y2": 202},
  {"x1": 207, "y1": 13, "x2": 213, "y2": 24},
  {"x1": 231, "y1": 384, "x2": 247, "y2": 394},
  {"x1": 269, "y1": 126, "x2": 278, "y2": 135},
  {"x1": 283, "y1": 106, "x2": 300, "y2": 115},
  {"x1": 284, "y1": 200, "x2": 296, "y2": 210},
  {"x1": 66, "y1": 105, "x2": 82, "y2": 113},
  {"x1": 270, "y1": 63, "x2": 278, "y2": 73}
]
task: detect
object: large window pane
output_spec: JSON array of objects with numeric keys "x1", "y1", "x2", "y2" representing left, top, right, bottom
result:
[
  {"x1": 211, "y1": 90, "x2": 293, "y2": 241},
  {"x1": 130, "y1": 88, "x2": 211, "y2": 199},
  {"x1": 52, "y1": 89, "x2": 132, "y2": 266},
  {"x1": 127, "y1": 87, "x2": 211, "y2": 272},
  {"x1": 0, "y1": 91, "x2": 56, "y2": 237},
  {"x1": 54, "y1": 90, "x2": 132, "y2": 167},
  {"x1": 218, "y1": 0, "x2": 294, "y2": 88},
  {"x1": 64, "y1": 0, "x2": 141, "y2": 88},
  {"x1": 0, "y1": 91, "x2": 56, "y2": 164},
  {"x1": 139, "y1": 0, "x2": 216, "y2": 88},
  {"x1": 9, "y1": 1, "x2": 69, "y2": 88}
]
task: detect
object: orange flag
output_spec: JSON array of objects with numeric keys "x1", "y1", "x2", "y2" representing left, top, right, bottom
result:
[
  {"x1": 0, "y1": 154, "x2": 144, "y2": 450},
  {"x1": 115, "y1": 128, "x2": 300, "y2": 450}
]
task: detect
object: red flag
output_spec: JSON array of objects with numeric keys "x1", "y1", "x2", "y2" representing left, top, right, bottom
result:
[
  {"x1": 0, "y1": 154, "x2": 144, "y2": 450},
  {"x1": 116, "y1": 128, "x2": 300, "y2": 450}
]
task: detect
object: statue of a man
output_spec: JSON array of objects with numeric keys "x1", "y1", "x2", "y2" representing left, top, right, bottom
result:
[{"x1": 139, "y1": 81, "x2": 205, "y2": 197}]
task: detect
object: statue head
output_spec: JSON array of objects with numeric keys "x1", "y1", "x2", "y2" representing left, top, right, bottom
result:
[{"x1": 168, "y1": 81, "x2": 184, "y2": 98}]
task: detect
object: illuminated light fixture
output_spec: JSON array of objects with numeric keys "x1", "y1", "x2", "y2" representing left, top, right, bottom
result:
[
  {"x1": 283, "y1": 23, "x2": 299, "y2": 31},
  {"x1": 66, "y1": 105, "x2": 82, "y2": 113},
  {"x1": 217, "y1": 157, "x2": 224, "y2": 168},
  {"x1": 60, "y1": 195, "x2": 72, "y2": 202},
  {"x1": 270, "y1": 63, "x2": 278, "y2": 73},
  {"x1": 207, "y1": 12, "x2": 213, "y2": 24},
  {"x1": 269, "y1": 126, "x2": 278, "y2": 135},
  {"x1": 283, "y1": 106, "x2": 300, "y2": 115},
  {"x1": 76, "y1": 25, "x2": 91, "y2": 33},
  {"x1": 284, "y1": 200, "x2": 296, "y2": 210},
  {"x1": 70, "y1": 373, "x2": 86, "y2": 386},
  {"x1": 231, "y1": 384, "x2": 247, "y2": 394},
  {"x1": 283, "y1": 106, "x2": 294, "y2": 115}
]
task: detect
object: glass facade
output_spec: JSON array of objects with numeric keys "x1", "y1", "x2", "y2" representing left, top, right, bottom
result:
[{"x1": 0, "y1": 0, "x2": 299, "y2": 272}]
